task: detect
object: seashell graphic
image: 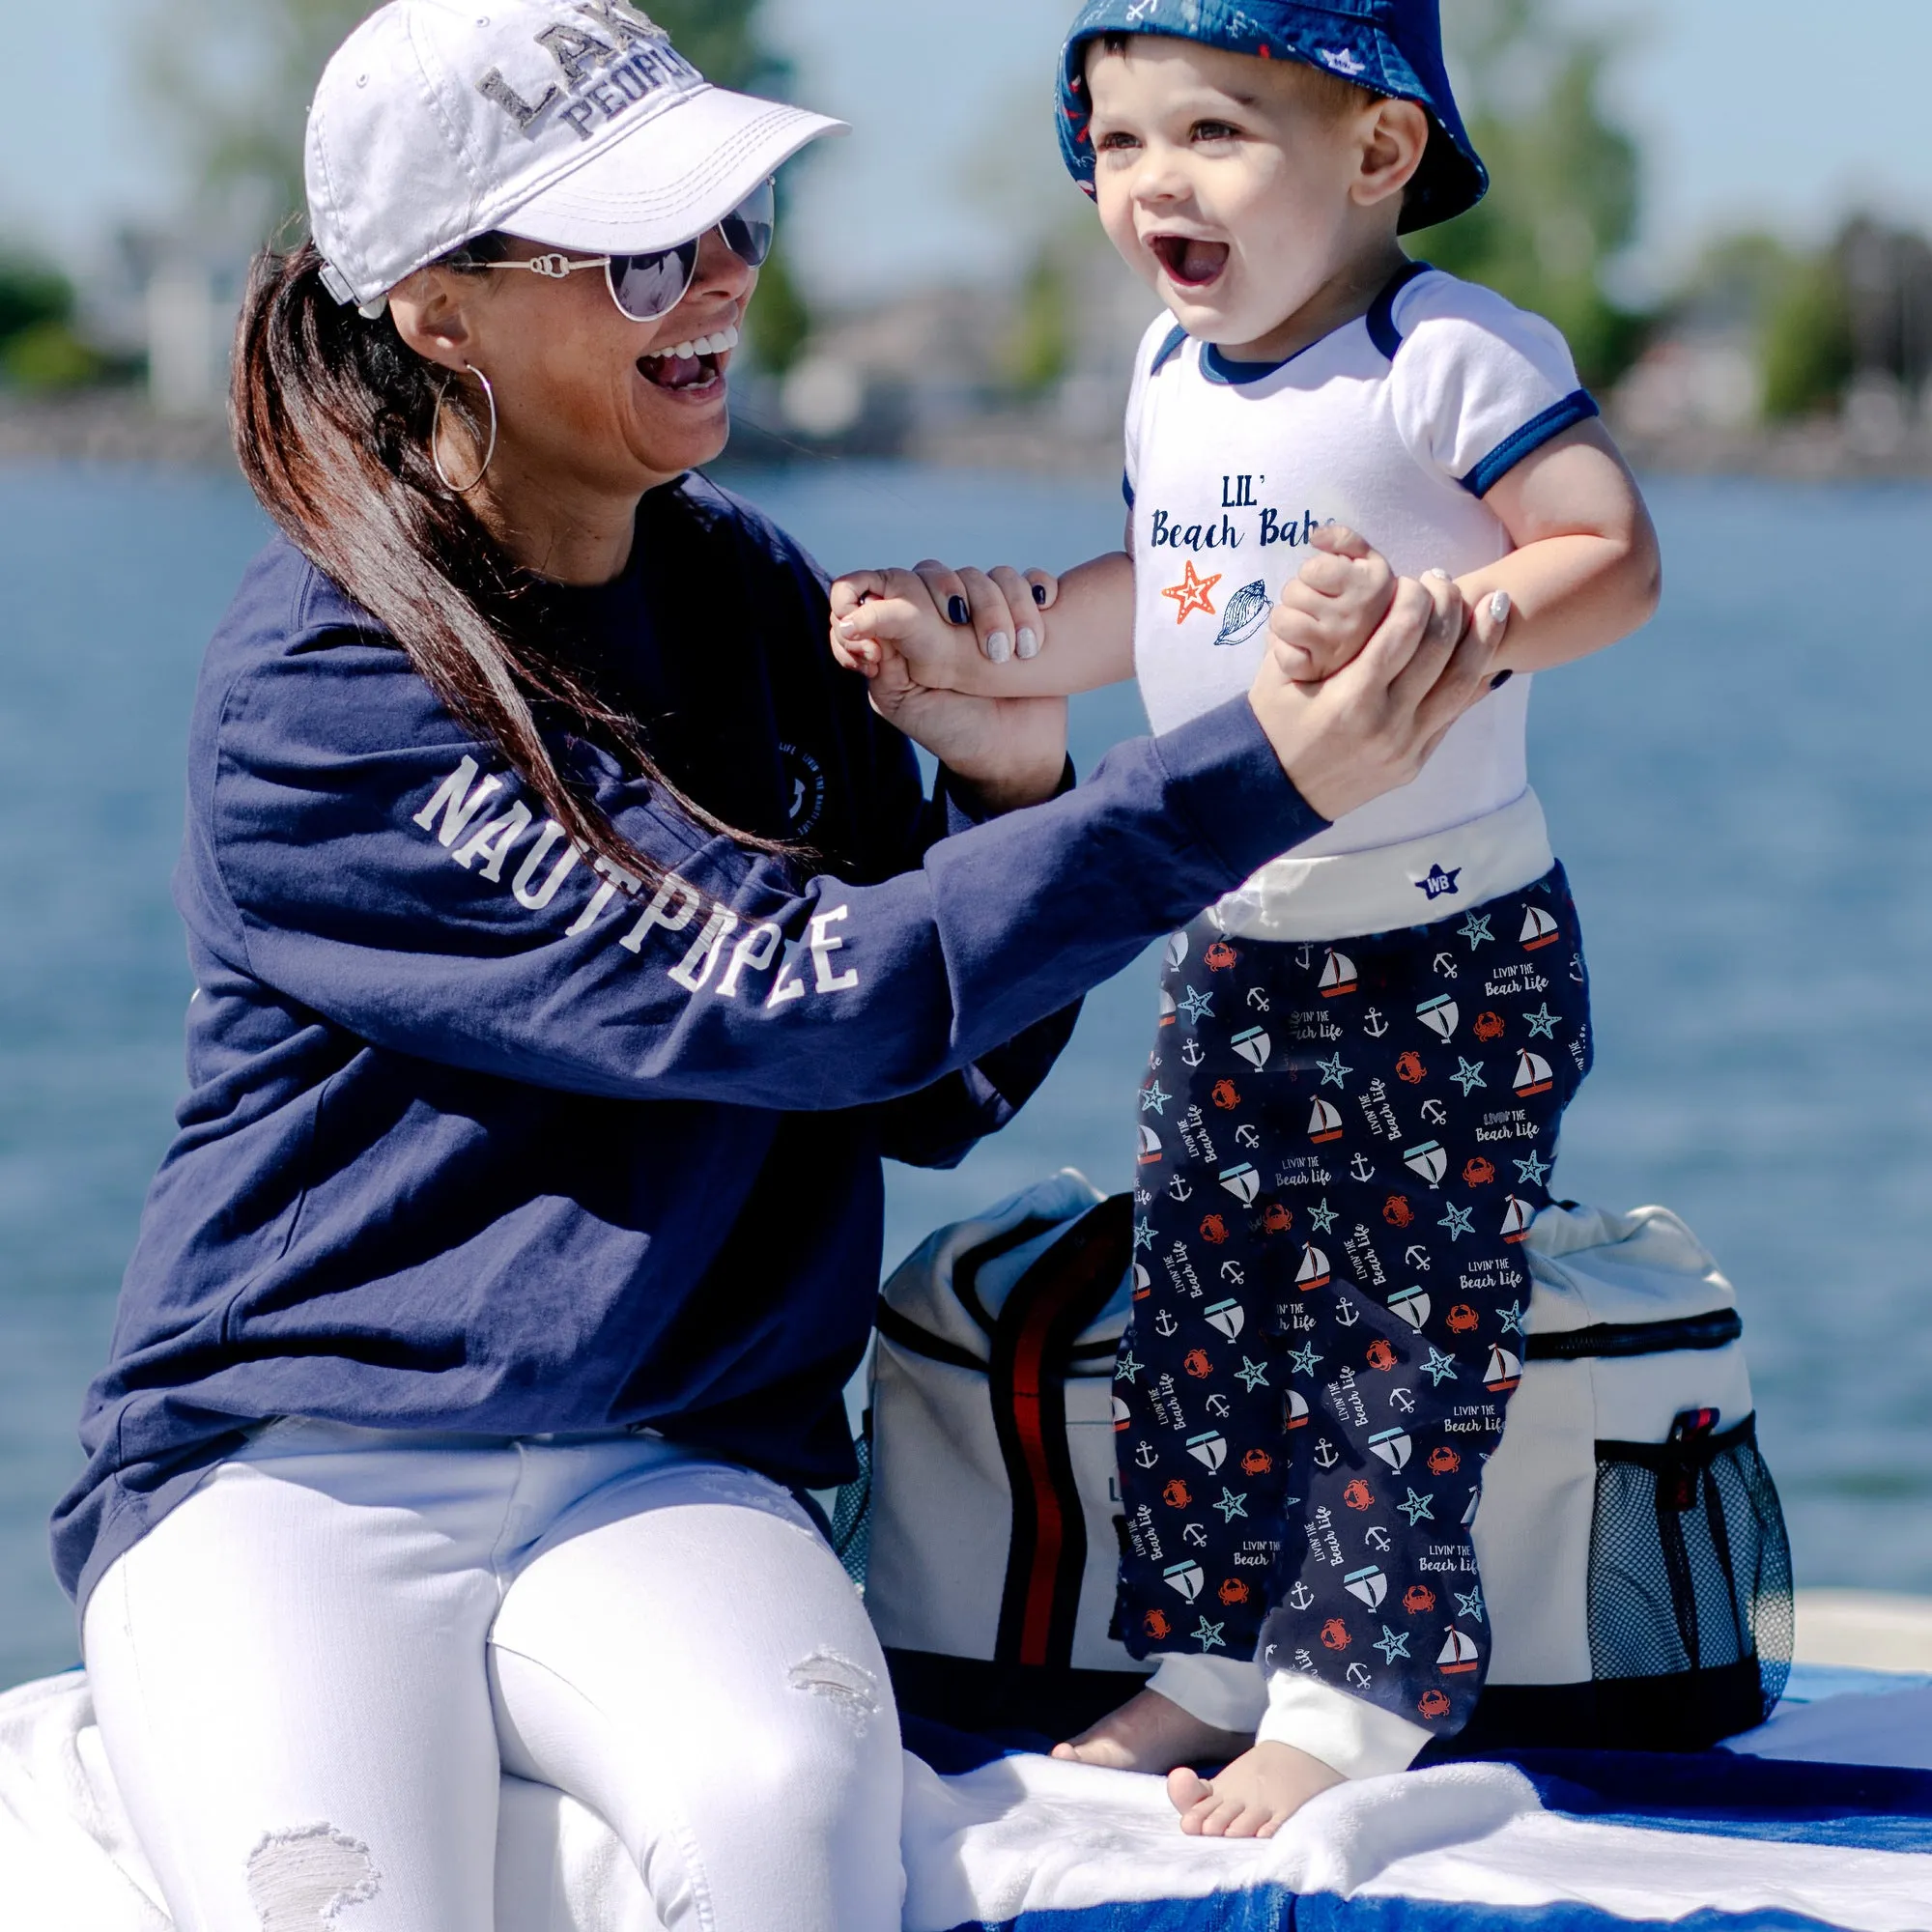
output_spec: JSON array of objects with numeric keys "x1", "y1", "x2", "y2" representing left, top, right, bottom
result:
[{"x1": 1213, "y1": 580, "x2": 1270, "y2": 647}]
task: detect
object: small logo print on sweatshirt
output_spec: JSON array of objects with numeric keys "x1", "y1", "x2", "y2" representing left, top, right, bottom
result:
[{"x1": 1416, "y1": 865, "x2": 1463, "y2": 902}]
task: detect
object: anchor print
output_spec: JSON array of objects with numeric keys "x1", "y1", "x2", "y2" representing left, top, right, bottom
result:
[
  {"x1": 1313, "y1": 1438, "x2": 1341, "y2": 1471},
  {"x1": 1133, "y1": 1441, "x2": 1159, "y2": 1469},
  {"x1": 1153, "y1": 1309, "x2": 1179, "y2": 1338},
  {"x1": 1287, "y1": 1582, "x2": 1316, "y2": 1611},
  {"x1": 1236, "y1": 1123, "x2": 1263, "y2": 1150},
  {"x1": 1363, "y1": 1008, "x2": 1390, "y2": 1038},
  {"x1": 1180, "y1": 1039, "x2": 1207, "y2": 1069},
  {"x1": 1350, "y1": 1153, "x2": 1377, "y2": 1183},
  {"x1": 1168, "y1": 1176, "x2": 1194, "y2": 1203},
  {"x1": 1365, "y1": 1526, "x2": 1393, "y2": 1552},
  {"x1": 1346, "y1": 1662, "x2": 1375, "y2": 1690},
  {"x1": 1248, "y1": 986, "x2": 1271, "y2": 1012}
]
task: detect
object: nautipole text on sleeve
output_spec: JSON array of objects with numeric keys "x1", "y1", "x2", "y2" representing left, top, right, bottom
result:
[{"x1": 53, "y1": 473, "x2": 1326, "y2": 1612}]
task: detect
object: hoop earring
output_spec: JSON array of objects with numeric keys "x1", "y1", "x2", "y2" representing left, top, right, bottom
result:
[{"x1": 432, "y1": 364, "x2": 498, "y2": 495}]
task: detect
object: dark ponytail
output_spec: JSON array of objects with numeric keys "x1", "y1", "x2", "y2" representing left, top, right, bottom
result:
[{"x1": 231, "y1": 239, "x2": 791, "y2": 890}]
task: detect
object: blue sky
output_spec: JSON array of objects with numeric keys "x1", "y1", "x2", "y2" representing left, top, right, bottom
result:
[{"x1": 6, "y1": 0, "x2": 1928, "y2": 297}]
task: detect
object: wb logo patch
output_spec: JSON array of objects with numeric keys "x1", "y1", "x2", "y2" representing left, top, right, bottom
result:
[{"x1": 1415, "y1": 865, "x2": 1462, "y2": 902}]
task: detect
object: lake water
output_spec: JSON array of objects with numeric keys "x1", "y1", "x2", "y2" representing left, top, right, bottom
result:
[{"x1": 3, "y1": 459, "x2": 1930, "y2": 1691}]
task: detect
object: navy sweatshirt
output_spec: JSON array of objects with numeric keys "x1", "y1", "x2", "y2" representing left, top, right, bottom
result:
[{"x1": 53, "y1": 473, "x2": 1324, "y2": 1607}]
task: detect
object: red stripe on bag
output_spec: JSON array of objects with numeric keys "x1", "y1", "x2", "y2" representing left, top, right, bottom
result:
[{"x1": 1012, "y1": 1306, "x2": 1064, "y2": 1667}]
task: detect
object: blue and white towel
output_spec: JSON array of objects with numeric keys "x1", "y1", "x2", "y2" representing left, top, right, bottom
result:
[{"x1": 2, "y1": 1664, "x2": 1928, "y2": 1930}]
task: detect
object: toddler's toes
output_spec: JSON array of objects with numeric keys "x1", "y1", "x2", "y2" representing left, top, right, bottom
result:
[{"x1": 1166, "y1": 1765, "x2": 1214, "y2": 1816}]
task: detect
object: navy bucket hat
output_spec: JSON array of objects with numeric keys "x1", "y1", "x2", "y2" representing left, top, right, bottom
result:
[{"x1": 1058, "y1": 0, "x2": 1487, "y2": 235}]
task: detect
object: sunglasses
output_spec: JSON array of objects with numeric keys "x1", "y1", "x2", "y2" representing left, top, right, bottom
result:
[{"x1": 482, "y1": 180, "x2": 776, "y2": 324}]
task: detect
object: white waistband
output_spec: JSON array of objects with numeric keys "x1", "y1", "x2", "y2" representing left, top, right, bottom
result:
[{"x1": 1208, "y1": 790, "x2": 1554, "y2": 944}]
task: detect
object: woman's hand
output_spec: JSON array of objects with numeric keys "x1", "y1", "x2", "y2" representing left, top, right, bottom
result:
[
  {"x1": 864, "y1": 642, "x2": 1069, "y2": 815},
  {"x1": 1250, "y1": 569, "x2": 1511, "y2": 823}
]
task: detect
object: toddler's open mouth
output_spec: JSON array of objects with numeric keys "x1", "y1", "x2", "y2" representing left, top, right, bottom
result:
[
  {"x1": 1148, "y1": 234, "x2": 1231, "y2": 289},
  {"x1": 639, "y1": 324, "x2": 741, "y2": 393}
]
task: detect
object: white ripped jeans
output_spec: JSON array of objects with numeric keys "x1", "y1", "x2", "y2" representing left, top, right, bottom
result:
[{"x1": 81, "y1": 1422, "x2": 904, "y2": 1932}]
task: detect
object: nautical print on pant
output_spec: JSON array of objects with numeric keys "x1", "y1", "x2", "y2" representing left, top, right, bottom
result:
[{"x1": 1114, "y1": 866, "x2": 1591, "y2": 1743}]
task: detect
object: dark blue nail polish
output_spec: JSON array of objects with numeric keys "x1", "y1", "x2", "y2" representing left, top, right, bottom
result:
[
  {"x1": 948, "y1": 596, "x2": 970, "y2": 626},
  {"x1": 1033, "y1": 583, "x2": 1048, "y2": 607},
  {"x1": 1491, "y1": 669, "x2": 1514, "y2": 691}
]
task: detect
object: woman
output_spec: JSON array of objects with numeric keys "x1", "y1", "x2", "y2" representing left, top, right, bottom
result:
[{"x1": 57, "y1": 4, "x2": 1500, "y2": 1927}]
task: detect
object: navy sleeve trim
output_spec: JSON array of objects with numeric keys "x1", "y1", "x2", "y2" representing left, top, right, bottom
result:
[
  {"x1": 1459, "y1": 388, "x2": 1602, "y2": 497},
  {"x1": 1122, "y1": 470, "x2": 1135, "y2": 509},
  {"x1": 1365, "y1": 258, "x2": 1435, "y2": 361},
  {"x1": 1150, "y1": 324, "x2": 1189, "y2": 378}
]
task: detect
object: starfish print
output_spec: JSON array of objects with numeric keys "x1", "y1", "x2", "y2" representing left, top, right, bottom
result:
[
  {"x1": 1421, "y1": 1345, "x2": 1460, "y2": 1386},
  {"x1": 1161, "y1": 558, "x2": 1223, "y2": 624},
  {"x1": 1214, "y1": 1488, "x2": 1249, "y2": 1523},
  {"x1": 1456, "y1": 1586, "x2": 1487, "y2": 1625},
  {"x1": 1287, "y1": 1341, "x2": 1323, "y2": 1378},
  {"x1": 1514, "y1": 1151, "x2": 1550, "y2": 1187},
  {"x1": 1235, "y1": 1356, "x2": 1270, "y2": 1392},
  {"x1": 1117, "y1": 1350, "x2": 1144, "y2": 1384},
  {"x1": 1524, "y1": 1004, "x2": 1560, "y2": 1040},
  {"x1": 1141, "y1": 1081, "x2": 1172, "y2": 1116},
  {"x1": 1307, "y1": 1200, "x2": 1339, "y2": 1236},
  {"x1": 1375, "y1": 1625, "x2": 1411, "y2": 1663},
  {"x1": 1399, "y1": 1488, "x2": 1436, "y2": 1526},
  {"x1": 1317, "y1": 1052, "x2": 1352, "y2": 1090},
  {"x1": 1192, "y1": 1617, "x2": 1228, "y2": 1653},
  {"x1": 1458, "y1": 912, "x2": 1494, "y2": 951},
  {"x1": 1497, "y1": 1300, "x2": 1526, "y2": 1340},
  {"x1": 1438, "y1": 1203, "x2": 1474, "y2": 1240},
  {"x1": 1134, "y1": 1219, "x2": 1154, "y2": 1253},
  {"x1": 1451, "y1": 1059, "x2": 1487, "y2": 1096},
  {"x1": 1178, "y1": 985, "x2": 1214, "y2": 1025}
]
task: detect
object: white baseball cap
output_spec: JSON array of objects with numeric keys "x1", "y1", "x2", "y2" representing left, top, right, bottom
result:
[{"x1": 307, "y1": 0, "x2": 846, "y2": 313}]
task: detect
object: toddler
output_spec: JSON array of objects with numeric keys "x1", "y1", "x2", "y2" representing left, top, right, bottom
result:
[{"x1": 833, "y1": 0, "x2": 1660, "y2": 1838}]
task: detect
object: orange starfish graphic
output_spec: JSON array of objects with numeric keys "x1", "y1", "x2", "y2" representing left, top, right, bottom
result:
[{"x1": 1161, "y1": 559, "x2": 1222, "y2": 624}]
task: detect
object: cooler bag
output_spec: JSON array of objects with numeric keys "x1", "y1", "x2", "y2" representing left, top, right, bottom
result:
[{"x1": 843, "y1": 1173, "x2": 1793, "y2": 1751}]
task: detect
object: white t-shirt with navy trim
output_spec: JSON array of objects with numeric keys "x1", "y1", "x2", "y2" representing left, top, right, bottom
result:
[{"x1": 1123, "y1": 265, "x2": 1596, "y2": 861}]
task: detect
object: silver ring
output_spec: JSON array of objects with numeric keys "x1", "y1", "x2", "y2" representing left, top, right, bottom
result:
[{"x1": 432, "y1": 364, "x2": 498, "y2": 495}]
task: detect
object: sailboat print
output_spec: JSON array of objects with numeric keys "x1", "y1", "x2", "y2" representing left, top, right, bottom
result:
[
  {"x1": 1309, "y1": 1097, "x2": 1345, "y2": 1145},
  {"x1": 1369, "y1": 1428, "x2": 1412, "y2": 1472},
  {"x1": 1187, "y1": 1432, "x2": 1229, "y2": 1472},
  {"x1": 1138, "y1": 1124, "x2": 1164, "y2": 1166},
  {"x1": 1287, "y1": 1388, "x2": 1311, "y2": 1430},
  {"x1": 1520, "y1": 905, "x2": 1561, "y2": 952},
  {"x1": 1157, "y1": 987, "x2": 1178, "y2": 1028},
  {"x1": 1132, "y1": 1263, "x2": 1152, "y2": 1301},
  {"x1": 1404, "y1": 1141, "x2": 1448, "y2": 1187},
  {"x1": 1500, "y1": 1195, "x2": 1535, "y2": 1244},
  {"x1": 1345, "y1": 1566, "x2": 1389, "y2": 1610},
  {"x1": 1164, "y1": 1561, "x2": 1207, "y2": 1602},
  {"x1": 1204, "y1": 1298, "x2": 1245, "y2": 1342},
  {"x1": 1220, "y1": 1163, "x2": 1260, "y2": 1206},
  {"x1": 1416, "y1": 994, "x2": 1459, "y2": 1040},
  {"x1": 1514, "y1": 1050, "x2": 1554, "y2": 1097},
  {"x1": 1296, "y1": 1244, "x2": 1332, "y2": 1293},
  {"x1": 1485, "y1": 1343, "x2": 1523, "y2": 1393},
  {"x1": 1233, "y1": 1025, "x2": 1272, "y2": 1069},
  {"x1": 1437, "y1": 1627, "x2": 1481, "y2": 1674},
  {"x1": 1320, "y1": 950, "x2": 1359, "y2": 999},
  {"x1": 1388, "y1": 1286, "x2": 1432, "y2": 1331},
  {"x1": 1165, "y1": 933, "x2": 1189, "y2": 972},
  {"x1": 1114, "y1": 1396, "x2": 1132, "y2": 1433}
]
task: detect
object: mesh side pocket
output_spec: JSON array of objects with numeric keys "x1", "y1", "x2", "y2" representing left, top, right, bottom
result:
[
  {"x1": 830, "y1": 1424, "x2": 872, "y2": 1591},
  {"x1": 1588, "y1": 1414, "x2": 1792, "y2": 1721}
]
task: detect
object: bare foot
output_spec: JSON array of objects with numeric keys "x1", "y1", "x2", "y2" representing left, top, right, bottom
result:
[
  {"x1": 1167, "y1": 1740, "x2": 1345, "y2": 1838},
  {"x1": 1050, "y1": 1688, "x2": 1252, "y2": 1774}
]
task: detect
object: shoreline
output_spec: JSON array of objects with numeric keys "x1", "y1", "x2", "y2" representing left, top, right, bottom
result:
[{"x1": 9, "y1": 392, "x2": 1932, "y2": 484}]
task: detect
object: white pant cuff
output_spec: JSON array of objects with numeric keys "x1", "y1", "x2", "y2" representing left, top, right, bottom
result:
[
  {"x1": 1256, "y1": 1672, "x2": 1433, "y2": 1780},
  {"x1": 1146, "y1": 1652, "x2": 1267, "y2": 1734}
]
